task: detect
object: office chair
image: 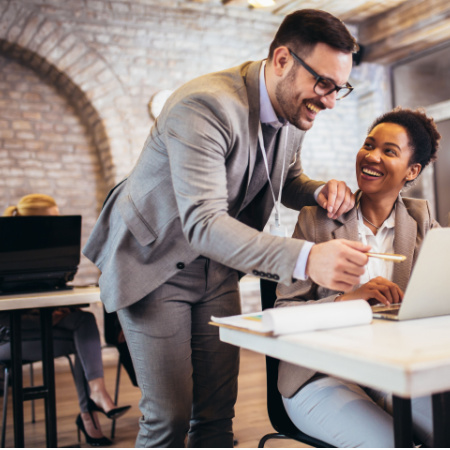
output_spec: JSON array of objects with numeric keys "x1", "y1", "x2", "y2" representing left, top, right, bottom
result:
[
  {"x1": 103, "y1": 308, "x2": 137, "y2": 439},
  {"x1": 258, "y1": 279, "x2": 333, "y2": 448}
]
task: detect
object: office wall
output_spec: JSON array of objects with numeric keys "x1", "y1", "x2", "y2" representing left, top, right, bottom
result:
[
  {"x1": 0, "y1": 54, "x2": 106, "y2": 283},
  {"x1": 0, "y1": 0, "x2": 389, "y2": 285},
  {"x1": 392, "y1": 44, "x2": 450, "y2": 224}
]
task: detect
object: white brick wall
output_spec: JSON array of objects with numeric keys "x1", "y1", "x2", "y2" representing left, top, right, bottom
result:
[{"x1": 0, "y1": 0, "x2": 392, "y2": 297}]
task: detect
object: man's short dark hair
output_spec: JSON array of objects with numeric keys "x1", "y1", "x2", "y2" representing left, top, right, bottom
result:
[{"x1": 268, "y1": 9, "x2": 357, "y2": 60}]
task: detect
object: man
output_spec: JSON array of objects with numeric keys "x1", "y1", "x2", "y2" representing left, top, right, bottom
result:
[{"x1": 83, "y1": 9, "x2": 370, "y2": 447}]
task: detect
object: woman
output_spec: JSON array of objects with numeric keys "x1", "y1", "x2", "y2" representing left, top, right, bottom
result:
[
  {"x1": 1, "y1": 194, "x2": 131, "y2": 446},
  {"x1": 275, "y1": 107, "x2": 441, "y2": 447}
]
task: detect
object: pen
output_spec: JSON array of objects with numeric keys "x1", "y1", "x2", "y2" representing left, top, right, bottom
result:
[{"x1": 366, "y1": 252, "x2": 406, "y2": 263}]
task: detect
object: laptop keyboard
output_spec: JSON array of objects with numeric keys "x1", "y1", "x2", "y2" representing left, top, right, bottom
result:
[
  {"x1": 372, "y1": 303, "x2": 401, "y2": 315},
  {"x1": 377, "y1": 307, "x2": 400, "y2": 315}
]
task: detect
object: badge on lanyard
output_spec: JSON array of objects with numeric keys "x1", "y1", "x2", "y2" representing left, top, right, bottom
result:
[
  {"x1": 269, "y1": 223, "x2": 288, "y2": 237},
  {"x1": 258, "y1": 122, "x2": 289, "y2": 239}
]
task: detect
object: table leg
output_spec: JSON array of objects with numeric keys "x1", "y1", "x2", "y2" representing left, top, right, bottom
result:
[
  {"x1": 40, "y1": 308, "x2": 57, "y2": 448},
  {"x1": 10, "y1": 310, "x2": 25, "y2": 448},
  {"x1": 392, "y1": 395, "x2": 413, "y2": 447},
  {"x1": 432, "y1": 391, "x2": 450, "y2": 447}
]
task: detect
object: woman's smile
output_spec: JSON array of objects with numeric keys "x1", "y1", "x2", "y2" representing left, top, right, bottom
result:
[{"x1": 360, "y1": 165, "x2": 384, "y2": 179}]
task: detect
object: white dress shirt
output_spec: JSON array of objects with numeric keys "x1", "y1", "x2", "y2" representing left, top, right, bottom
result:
[
  {"x1": 258, "y1": 61, "x2": 316, "y2": 280},
  {"x1": 357, "y1": 205, "x2": 396, "y2": 284}
]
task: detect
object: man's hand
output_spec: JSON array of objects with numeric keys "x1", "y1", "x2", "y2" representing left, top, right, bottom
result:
[
  {"x1": 306, "y1": 239, "x2": 370, "y2": 292},
  {"x1": 317, "y1": 180, "x2": 355, "y2": 219},
  {"x1": 335, "y1": 276, "x2": 404, "y2": 306}
]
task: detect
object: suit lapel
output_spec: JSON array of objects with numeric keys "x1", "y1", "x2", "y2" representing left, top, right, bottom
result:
[
  {"x1": 258, "y1": 126, "x2": 301, "y2": 227},
  {"x1": 245, "y1": 60, "x2": 262, "y2": 190},
  {"x1": 333, "y1": 207, "x2": 360, "y2": 241},
  {"x1": 270, "y1": 126, "x2": 295, "y2": 197},
  {"x1": 393, "y1": 196, "x2": 416, "y2": 291}
]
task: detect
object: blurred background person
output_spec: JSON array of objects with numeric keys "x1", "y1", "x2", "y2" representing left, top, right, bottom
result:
[{"x1": 1, "y1": 193, "x2": 131, "y2": 446}]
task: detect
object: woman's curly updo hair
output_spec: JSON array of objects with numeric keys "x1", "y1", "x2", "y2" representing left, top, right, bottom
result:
[{"x1": 368, "y1": 107, "x2": 440, "y2": 179}]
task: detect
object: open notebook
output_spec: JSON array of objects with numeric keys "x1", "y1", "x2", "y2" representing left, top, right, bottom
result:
[
  {"x1": 372, "y1": 227, "x2": 450, "y2": 321},
  {"x1": 211, "y1": 300, "x2": 372, "y2": 336}
]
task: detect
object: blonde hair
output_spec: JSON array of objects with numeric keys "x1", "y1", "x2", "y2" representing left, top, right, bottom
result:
[{"x1": 3, "y1": 194, "x2": 59, "y2": 216}]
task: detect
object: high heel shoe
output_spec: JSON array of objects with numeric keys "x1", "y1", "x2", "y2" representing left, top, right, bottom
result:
[
  {"x1": 76, "y1": 414, "x2": 112, "y2": 446},
  {"x1": 88, "y1": 398, "x2": 131, "y2": 420}
]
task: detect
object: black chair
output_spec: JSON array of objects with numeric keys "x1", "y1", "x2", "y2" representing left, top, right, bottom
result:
[
  {"x1": 258, "y1": 279, "x2": 333, "y2": 448},
  {"x1": 0, "y1": 354, "x2": 75, "y2": 448},
  {"x1": 103, "y1": 308, "x2": 137, "y2": 439}
]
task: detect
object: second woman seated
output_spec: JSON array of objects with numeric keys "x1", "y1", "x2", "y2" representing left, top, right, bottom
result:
[{"x1": 275, "y1": 107, "x2": 441, "y2": 448}]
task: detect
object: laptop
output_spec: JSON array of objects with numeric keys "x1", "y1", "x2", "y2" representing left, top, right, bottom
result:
[
  {"x1": 372, "y1": 227, "x2": 450, "y2": 321},
  {"x1": 0, "y1": 215, "x2": 82, "y2": 294}
]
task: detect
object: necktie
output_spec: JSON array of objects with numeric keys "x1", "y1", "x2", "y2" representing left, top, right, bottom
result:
[
  {"x1": 240, "y1": 124, "x2": 280, "y2": 211},
  {"x1": 261, "y1": 123, "x2": 279, "y2": 157}
]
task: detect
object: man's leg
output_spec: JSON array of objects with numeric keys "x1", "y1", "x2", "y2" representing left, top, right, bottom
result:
[
  {"x1": 188, "y1": 261, "x2": 241, "y2": 448},
  {"x1": 117, "y1": 258, "x2": 208, "y2": 448}
]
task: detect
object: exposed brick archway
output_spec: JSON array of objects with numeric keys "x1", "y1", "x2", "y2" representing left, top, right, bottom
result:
[{"x1": 0, "y1": 0, "x2": 135, "y2": 188}]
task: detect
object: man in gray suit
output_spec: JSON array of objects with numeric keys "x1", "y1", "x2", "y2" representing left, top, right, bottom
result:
[{"x1": 84, "y1": 9, "x2": 370, "y2": 447}]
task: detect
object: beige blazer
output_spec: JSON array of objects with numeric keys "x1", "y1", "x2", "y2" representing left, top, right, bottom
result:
[
  {"x1": 276, "y1": 193, "x2": 440, "y2": 398},
  {"x1": 83, "y1": 60, "x2": 324, "y2": 312}
]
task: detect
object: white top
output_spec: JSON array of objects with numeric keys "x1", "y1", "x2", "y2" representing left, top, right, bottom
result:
[{"x1": 357, "y1": 205, "x2": 396, "y2": 284}]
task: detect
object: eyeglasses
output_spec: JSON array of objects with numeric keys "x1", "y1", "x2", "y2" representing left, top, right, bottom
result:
[{"x1": 288, "y1": 49, "x2": 353, "y2": 100}]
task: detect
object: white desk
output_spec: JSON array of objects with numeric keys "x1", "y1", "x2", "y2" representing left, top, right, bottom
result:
[
  {"x1": 0, "y1": 287, "x2": 100, "y2": 448},
  {"x1": 220, "y1": 315, "x2": 450, "y2": 447},
  {"x1": 0, "y1": 286, "x2": 100, "y2": 311}
]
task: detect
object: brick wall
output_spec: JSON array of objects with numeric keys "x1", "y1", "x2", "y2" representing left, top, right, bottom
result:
[
  {"x1": 0, "y1": 0, "x2": 390, "y2": 289},
  {"x1": 0, "y1": 54, "x2": 106, "y2": 284}
]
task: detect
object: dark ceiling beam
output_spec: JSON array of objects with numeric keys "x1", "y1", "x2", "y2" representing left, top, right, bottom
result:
[{"x1": 358, "y1": 0, "x2": 450, "y2": 64}]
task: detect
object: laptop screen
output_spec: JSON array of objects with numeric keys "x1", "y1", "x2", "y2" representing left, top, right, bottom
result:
[{"x1": 0, "y1": 215, "x2": 81, "y2": 293}]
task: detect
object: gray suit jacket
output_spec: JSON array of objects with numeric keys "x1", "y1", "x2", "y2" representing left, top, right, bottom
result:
[
  {"x1": 83, "y1": 60, "x2": 324, "y2": 312},
  {"x1": 276, "y1": 193, "x2": 440, "y2": 398}
]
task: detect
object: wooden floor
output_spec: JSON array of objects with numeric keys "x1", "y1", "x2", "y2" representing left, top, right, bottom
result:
[{"x1": 2, "y1": 348, "x2": 308, "y2": 448}]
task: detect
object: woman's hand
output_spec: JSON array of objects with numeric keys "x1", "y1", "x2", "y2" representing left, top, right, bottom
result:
[{"x1": 335, "y1": 276, "x2": 404, "y2": 306}]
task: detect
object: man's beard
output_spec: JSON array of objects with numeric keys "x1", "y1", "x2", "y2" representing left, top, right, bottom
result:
[{"x1": 274, "y1": 66, "x2": 318, "y2": 131}]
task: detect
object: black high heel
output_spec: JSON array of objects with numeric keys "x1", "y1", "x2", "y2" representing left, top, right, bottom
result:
[
  {"x1": 88, "y1": 398, "x2": 131, "y2": 420},
  {"x1": 76, "y1": 413, "x2": 112, "y2": 446}
]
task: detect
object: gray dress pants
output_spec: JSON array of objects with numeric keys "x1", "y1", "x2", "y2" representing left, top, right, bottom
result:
[
  {"x1": 117, "y1": 257, "x2": 241, "y2": 448},
  {"x1": 282, "y1": 376, "x2": 433, "y2": 448}
]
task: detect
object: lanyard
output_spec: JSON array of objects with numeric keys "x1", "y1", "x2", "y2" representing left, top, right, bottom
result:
[{"x1": 257, "y1": 121, "x2": 289, "y2": 230}]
